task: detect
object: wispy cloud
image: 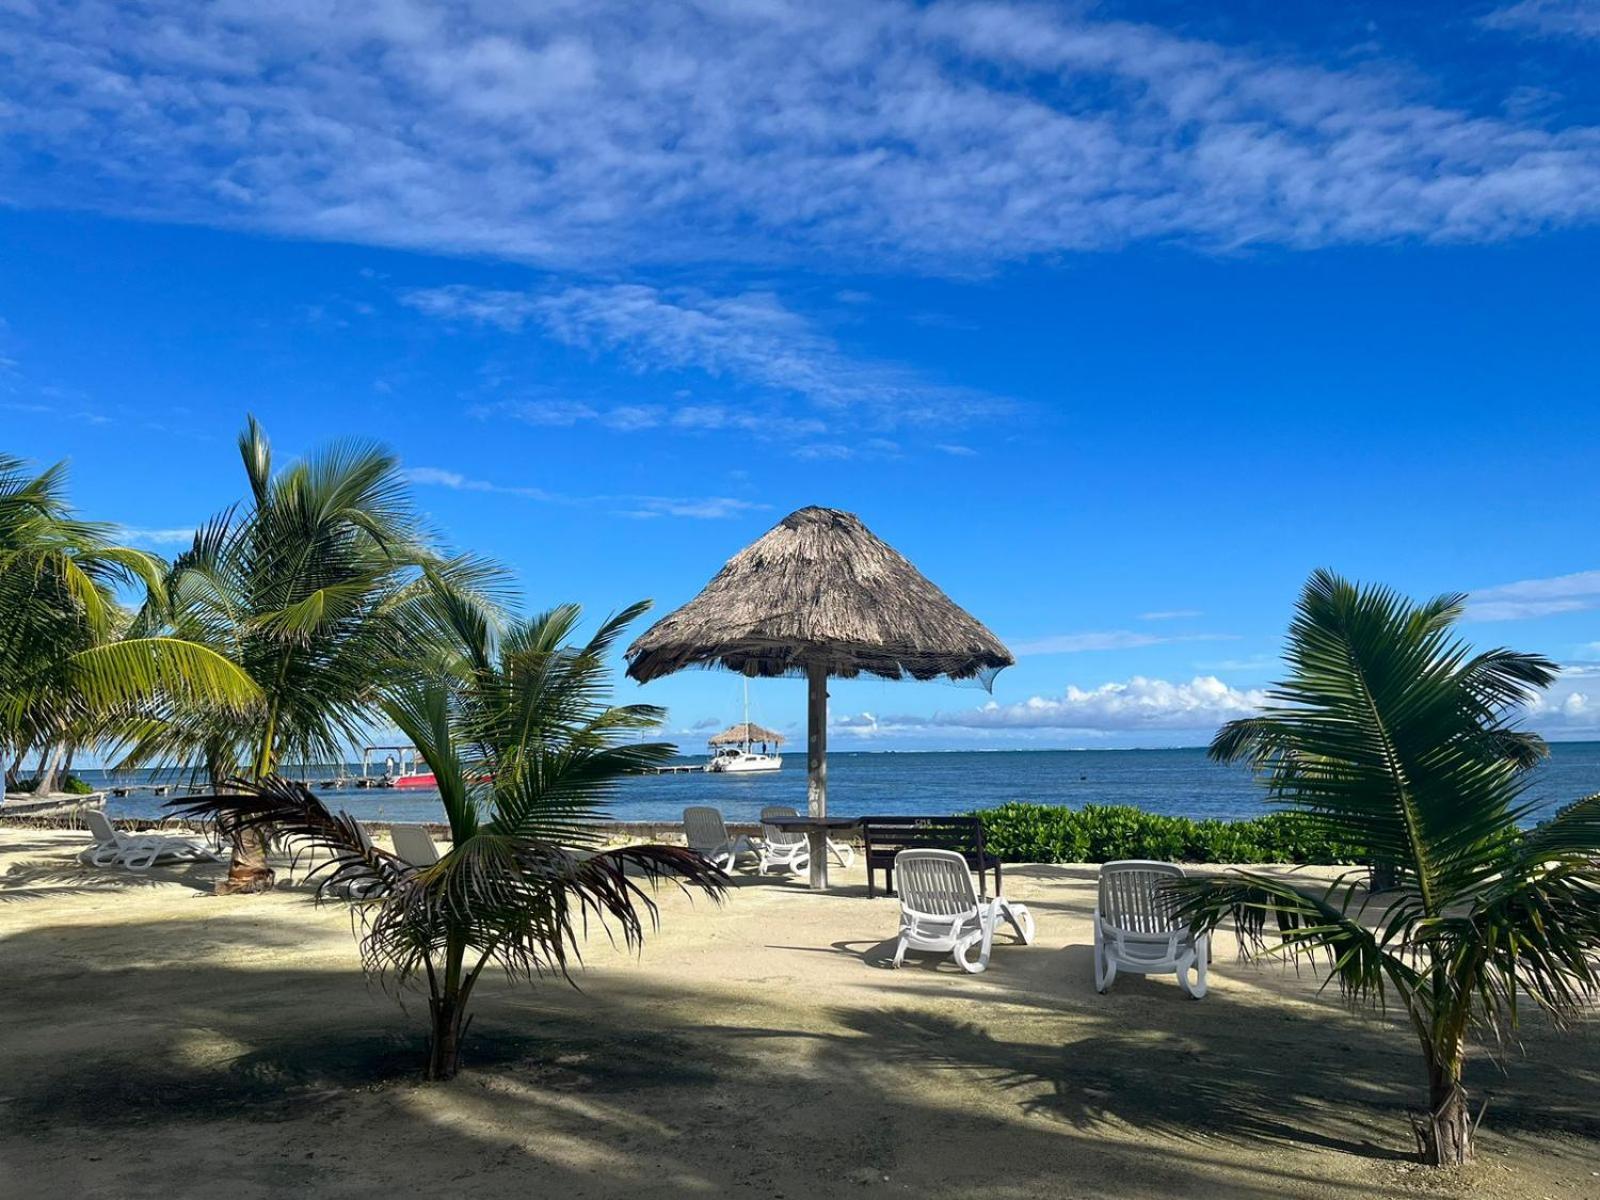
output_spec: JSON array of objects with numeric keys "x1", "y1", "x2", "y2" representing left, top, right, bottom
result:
[
  {"x1": 1464, "y1": 569, "x2": 1600, "y2": 620},
  {"x1": 117, "y1": 526, "x2": 196, "y2": 547},
  {"x1": 403, "y1": 464, "x2": 764, "y2": 520},
  {"x1": 1010, "y1": 630, "x2": 1237, "y2": 656},
  {"x1": 409, "y1": 283, "x2": 1003, "y2": 430},
  {"x1": 834, "y1": 675, "x2": 1267, "y2": 734},
  {"x1": 1139, "y1": 609, "x2": 1203, "y2": 622},
  {"x1": 1481, "y1": 1, "x2": 1600, "y2": 39},
  {"x1": 6, "y1": 3, "x2": 1600, "y2": 272}
]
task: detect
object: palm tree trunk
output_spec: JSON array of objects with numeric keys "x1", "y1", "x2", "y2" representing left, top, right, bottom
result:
[
  {"x1": 1418, "y1": 1044, "x2": 1473, "y2": 1165},
  {"x1": 425, "y1": 936, "x2": 470, "y2": 1081},
  {"x1": 216, "y1": 716, "x2": 279, "y2": 895},
  {"x1": 30, "y1": 742, "x2": 65, "y2": 796}
]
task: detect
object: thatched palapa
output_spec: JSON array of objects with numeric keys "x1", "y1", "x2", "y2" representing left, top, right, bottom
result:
[
  {"x1": 625, "y1": 507, "x2": 1013, "y2": 684},
  {"x1": 627, "y1": 507, "x2": 1013, "y2": 891},
  {"x1": 707, "y1": 722, "x2": 785, "y2": 747}
]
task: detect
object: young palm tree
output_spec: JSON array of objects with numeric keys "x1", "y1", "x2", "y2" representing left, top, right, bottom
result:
[
  {"x1": 1173, "y1": 570, "x2": 1600, "y2": 1165},
  {"x1": 172, "y1": 601, "x2": 725, "y2": 1079},
  {"x1": 0, "y1": 454, "x2": 257, "y2": 790},
  {"x1": 122, "y1": 418, "x2": 500, "y2": 891}
]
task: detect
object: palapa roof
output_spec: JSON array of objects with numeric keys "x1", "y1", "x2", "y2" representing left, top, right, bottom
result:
[
  {"x1": 626, "y1": 506, "x2": 1014, "y2": 683},
  {"x1": 707, "y1": 722, "x2": 786, "y2": 746}
]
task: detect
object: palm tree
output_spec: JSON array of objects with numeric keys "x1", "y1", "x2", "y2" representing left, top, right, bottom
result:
[
  {"x1": 172, "y1": 600, "x2": 725, "y2": 1079},
  {"x1": 121, "y1": 417, "x2": 501, "y2": 892},
  {"x1": 0, "y1": 454, "x2": 258, "y2": 791},
  {"x1": 1173, "y1": 570, "x2": 1600, "y2": 1165}
]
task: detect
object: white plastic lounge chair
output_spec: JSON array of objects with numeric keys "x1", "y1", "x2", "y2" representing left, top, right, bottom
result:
[
  {"x1": 683, "y1": 806, "x2": 757, "y2": 870},
  {"x1": 891, "y1": 848, "x2": 1034, "y2": 974},
  {"x1": 390, "y1": 823, "x2": 442, "y2": 867},
  {"x1": 759, "y1": 804, "x2": 855, "y2": 873},
  {"x1": 758, "y1": 806, "x2": 810, "y2": 875},
  {"x1": 1093, "y1": 860, "x2": 1208, "y2": 999},
  {"x1": 80, "y1": 809, "x2": 221, "y2": 871}
]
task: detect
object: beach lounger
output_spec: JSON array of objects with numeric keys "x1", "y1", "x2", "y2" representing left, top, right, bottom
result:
[
  {"x1": 390, "y1": 823, "x2": 442, "y2": 867},
  {"x1": 80, "y1": 809, "x2": 222, "y2": 871},
  {"x1": 683, "y1": 806, "x2": 757, "y2": 870},
  {"x1": 759, "y1": 805, "x2": 854, "y2": 873},
  {"x1": 891, "y1": 848, "x2": 1034, "y2": 974},
  {"x1": 1093, "y1": 860, "x2": 1208, "y2": 999},
  {"x1": 758, "y1": 806, "x2": 810, "y2": 875}
]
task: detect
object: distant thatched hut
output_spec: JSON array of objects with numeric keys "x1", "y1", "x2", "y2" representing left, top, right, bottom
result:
[
  {"x1": 627, "y1": 507, "x2": 1012, "y2": 886},
  {"x1": 706, "y1": 723, "x2": 785, "y2": 748}
]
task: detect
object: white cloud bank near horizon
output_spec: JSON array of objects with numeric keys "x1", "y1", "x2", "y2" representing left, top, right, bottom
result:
[
  {"x1": 831, "y1": 667, "x2": 1600, "y2": 742},
  {"x1": 5, "y1": 2, "x2": 1600, "y2": 272}
]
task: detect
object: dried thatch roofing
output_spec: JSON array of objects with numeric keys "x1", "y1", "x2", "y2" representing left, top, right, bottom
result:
[
  {"x1": 707, "y1": 722, "x2": 785, "y2": 746},
  {"x1": 626, "y1": 506, "x2": 1014, "y2": 683}
]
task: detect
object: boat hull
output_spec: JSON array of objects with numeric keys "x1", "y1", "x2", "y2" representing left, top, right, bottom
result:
[{"x1": 708, "y1": 755, "x2": 783, "y2": 774}]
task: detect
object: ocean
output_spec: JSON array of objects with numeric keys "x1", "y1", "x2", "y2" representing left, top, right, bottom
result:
[{"x1": 76, "y1": 742, "x2": 1600, "y2": 827}]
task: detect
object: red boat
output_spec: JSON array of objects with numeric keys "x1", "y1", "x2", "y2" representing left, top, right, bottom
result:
[{"x1": 361, "y1": 744, "x2": 435, "y2": 790}]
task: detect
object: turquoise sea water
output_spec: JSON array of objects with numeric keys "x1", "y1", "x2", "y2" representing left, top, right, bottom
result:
[{"x1": 75, "y1": 742, "x2": 1600, "y2": 826}]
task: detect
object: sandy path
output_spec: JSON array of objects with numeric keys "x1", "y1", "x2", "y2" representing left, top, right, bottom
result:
[{"x1": 1, "y1": 829, "x2": 1596, "y2": 1199}]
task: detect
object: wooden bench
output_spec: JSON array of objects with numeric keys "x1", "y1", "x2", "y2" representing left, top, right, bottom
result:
[{"x1": 860, "y1": 815, "x2": 1001, "y2": 899}]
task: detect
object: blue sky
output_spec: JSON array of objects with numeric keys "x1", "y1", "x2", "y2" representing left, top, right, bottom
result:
[{"x1": 4, "y1": 0, "x2": 1600, "y2": 752}]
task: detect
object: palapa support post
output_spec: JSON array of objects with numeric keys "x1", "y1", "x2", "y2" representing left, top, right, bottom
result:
[{"x1": 806, "y1": 660, "x2": 829, "y2": 890}]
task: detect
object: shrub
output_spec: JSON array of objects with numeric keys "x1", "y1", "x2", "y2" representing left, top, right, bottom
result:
[{"x1": 974, "y1": 803, "x2": 1365, "y2": 865}]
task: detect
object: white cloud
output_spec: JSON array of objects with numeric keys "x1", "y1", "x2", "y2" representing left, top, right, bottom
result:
[
  {"x1": 1464, "y1": 569, "x2": 1600, "y2": 621},
  {"x1": 834, "y1": 675, "x2": 1267, "y2": 734},
  {"x1": 619, "y1": 497, "x2": 767, "y2": 520},
  {"x1": 1010, "y1": 630, "x2": 1237, "y2": 655},
  {"x1": 403, "y1": 464, "x2": 764, "y2": 520},
  {"x1": 6, "y1": 3, "x2": 1600, "y2": 272},
  {"x1": 1481, "y1": 1, "x2": 1600, "y2": 39},
  {"x1": 410, "y1": 283, "x2": 1001, "y2": 429},
  {"x1": 1140, "y1": 609, "x2": 1203, "y2": 621},
  {"x1": 117, "y1": 526, "x2": 196, "y2": 547},
  {"x1": 935, "y1": 443, "x2": 977, "y2": 457}
]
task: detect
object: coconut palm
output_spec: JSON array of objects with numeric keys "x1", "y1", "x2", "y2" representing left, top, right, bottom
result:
[
  {"x1": 172, "y1": 600, "x2": 725, "y2": 1080},
  {"x1": 1173, "y1": 569, "x2": 1600, "y2": 1165},
  {"x1": 120, "y1": 417, "x2": 501, "y2": 891},
  {"x1": 0, "y1": 454, "x2": 257, "y2": 790}
]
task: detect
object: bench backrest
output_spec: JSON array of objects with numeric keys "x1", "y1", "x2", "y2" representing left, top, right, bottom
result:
[{"x1": 860, "y1": 815, "x2": 987, "y2": 858}]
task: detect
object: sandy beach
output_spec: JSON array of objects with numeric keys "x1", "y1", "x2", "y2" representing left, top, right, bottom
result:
[{"x1": 1, "y1": 827, "x2": 1596, "y2": 1200}]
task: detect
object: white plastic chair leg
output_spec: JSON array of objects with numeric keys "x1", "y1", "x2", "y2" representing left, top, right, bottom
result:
[
  {"x1": 1177, "y1": 935, "x2": 1209, "y2": 999},
  {"x1": 892, "y1": 936, "x2": 909, "y2": 968},
  {"x1": 1093, "y1": 923, "x2": 1117, "y2": 993},
  {"x1": 998, "y1": 899, "x2": 1035, "y2": 945}
]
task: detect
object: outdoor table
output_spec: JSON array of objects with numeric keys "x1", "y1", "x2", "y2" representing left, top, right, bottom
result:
[{"x1": 762, "y1": 813, "x2": 860, "y2": 891}]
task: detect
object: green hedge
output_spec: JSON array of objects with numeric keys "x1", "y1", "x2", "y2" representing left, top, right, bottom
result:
[{"x1": 973, "y1": 802, "x2": 1366, "y2": 865}]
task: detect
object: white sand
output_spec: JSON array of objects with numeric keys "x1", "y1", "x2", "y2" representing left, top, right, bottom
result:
[{"x1": 1, "y1": 828, "x2": 1596, "y2": 1199}]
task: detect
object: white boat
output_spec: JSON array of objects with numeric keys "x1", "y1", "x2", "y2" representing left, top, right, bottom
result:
[
  {"x1": 705, "y1": 682, "x2": 784, "y2": 774},
  {"x1": 707, "y1": 745, "x2": 783, "y2": 773}
]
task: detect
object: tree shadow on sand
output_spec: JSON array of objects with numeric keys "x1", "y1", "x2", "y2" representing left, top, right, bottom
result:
[{"x1": 2, "y1": 912, "x2": 1597, "y2": 1199}]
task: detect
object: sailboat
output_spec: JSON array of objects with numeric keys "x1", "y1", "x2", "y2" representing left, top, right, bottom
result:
[{"x1": 705, "y1": 681, "x2": 784, "y2": 773}]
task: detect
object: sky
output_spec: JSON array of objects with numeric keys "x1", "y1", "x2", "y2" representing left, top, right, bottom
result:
[{"x1": 3, "y1": 0, "x2": 1600, "y2": 753}]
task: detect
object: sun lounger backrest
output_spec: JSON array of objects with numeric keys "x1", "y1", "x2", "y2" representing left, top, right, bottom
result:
[
  {"x1": 683, "y1": 806, "x2": 730, "y2": 854},
  {"x1": 85, "y1": 809, "x2": 119, "y2": 844},
  {"x1": 1098, "y1": 860, "x2": 1185, "y2": 936},
  {"x1": 895, "y1": 849, "x2": 979, "y2": 918},
  {"x1": 390, "y1": 823, "x2": 441, "y2": 866},
  {"x1": 760, "y1": 805, "x2": 806, "y2": 847}
]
